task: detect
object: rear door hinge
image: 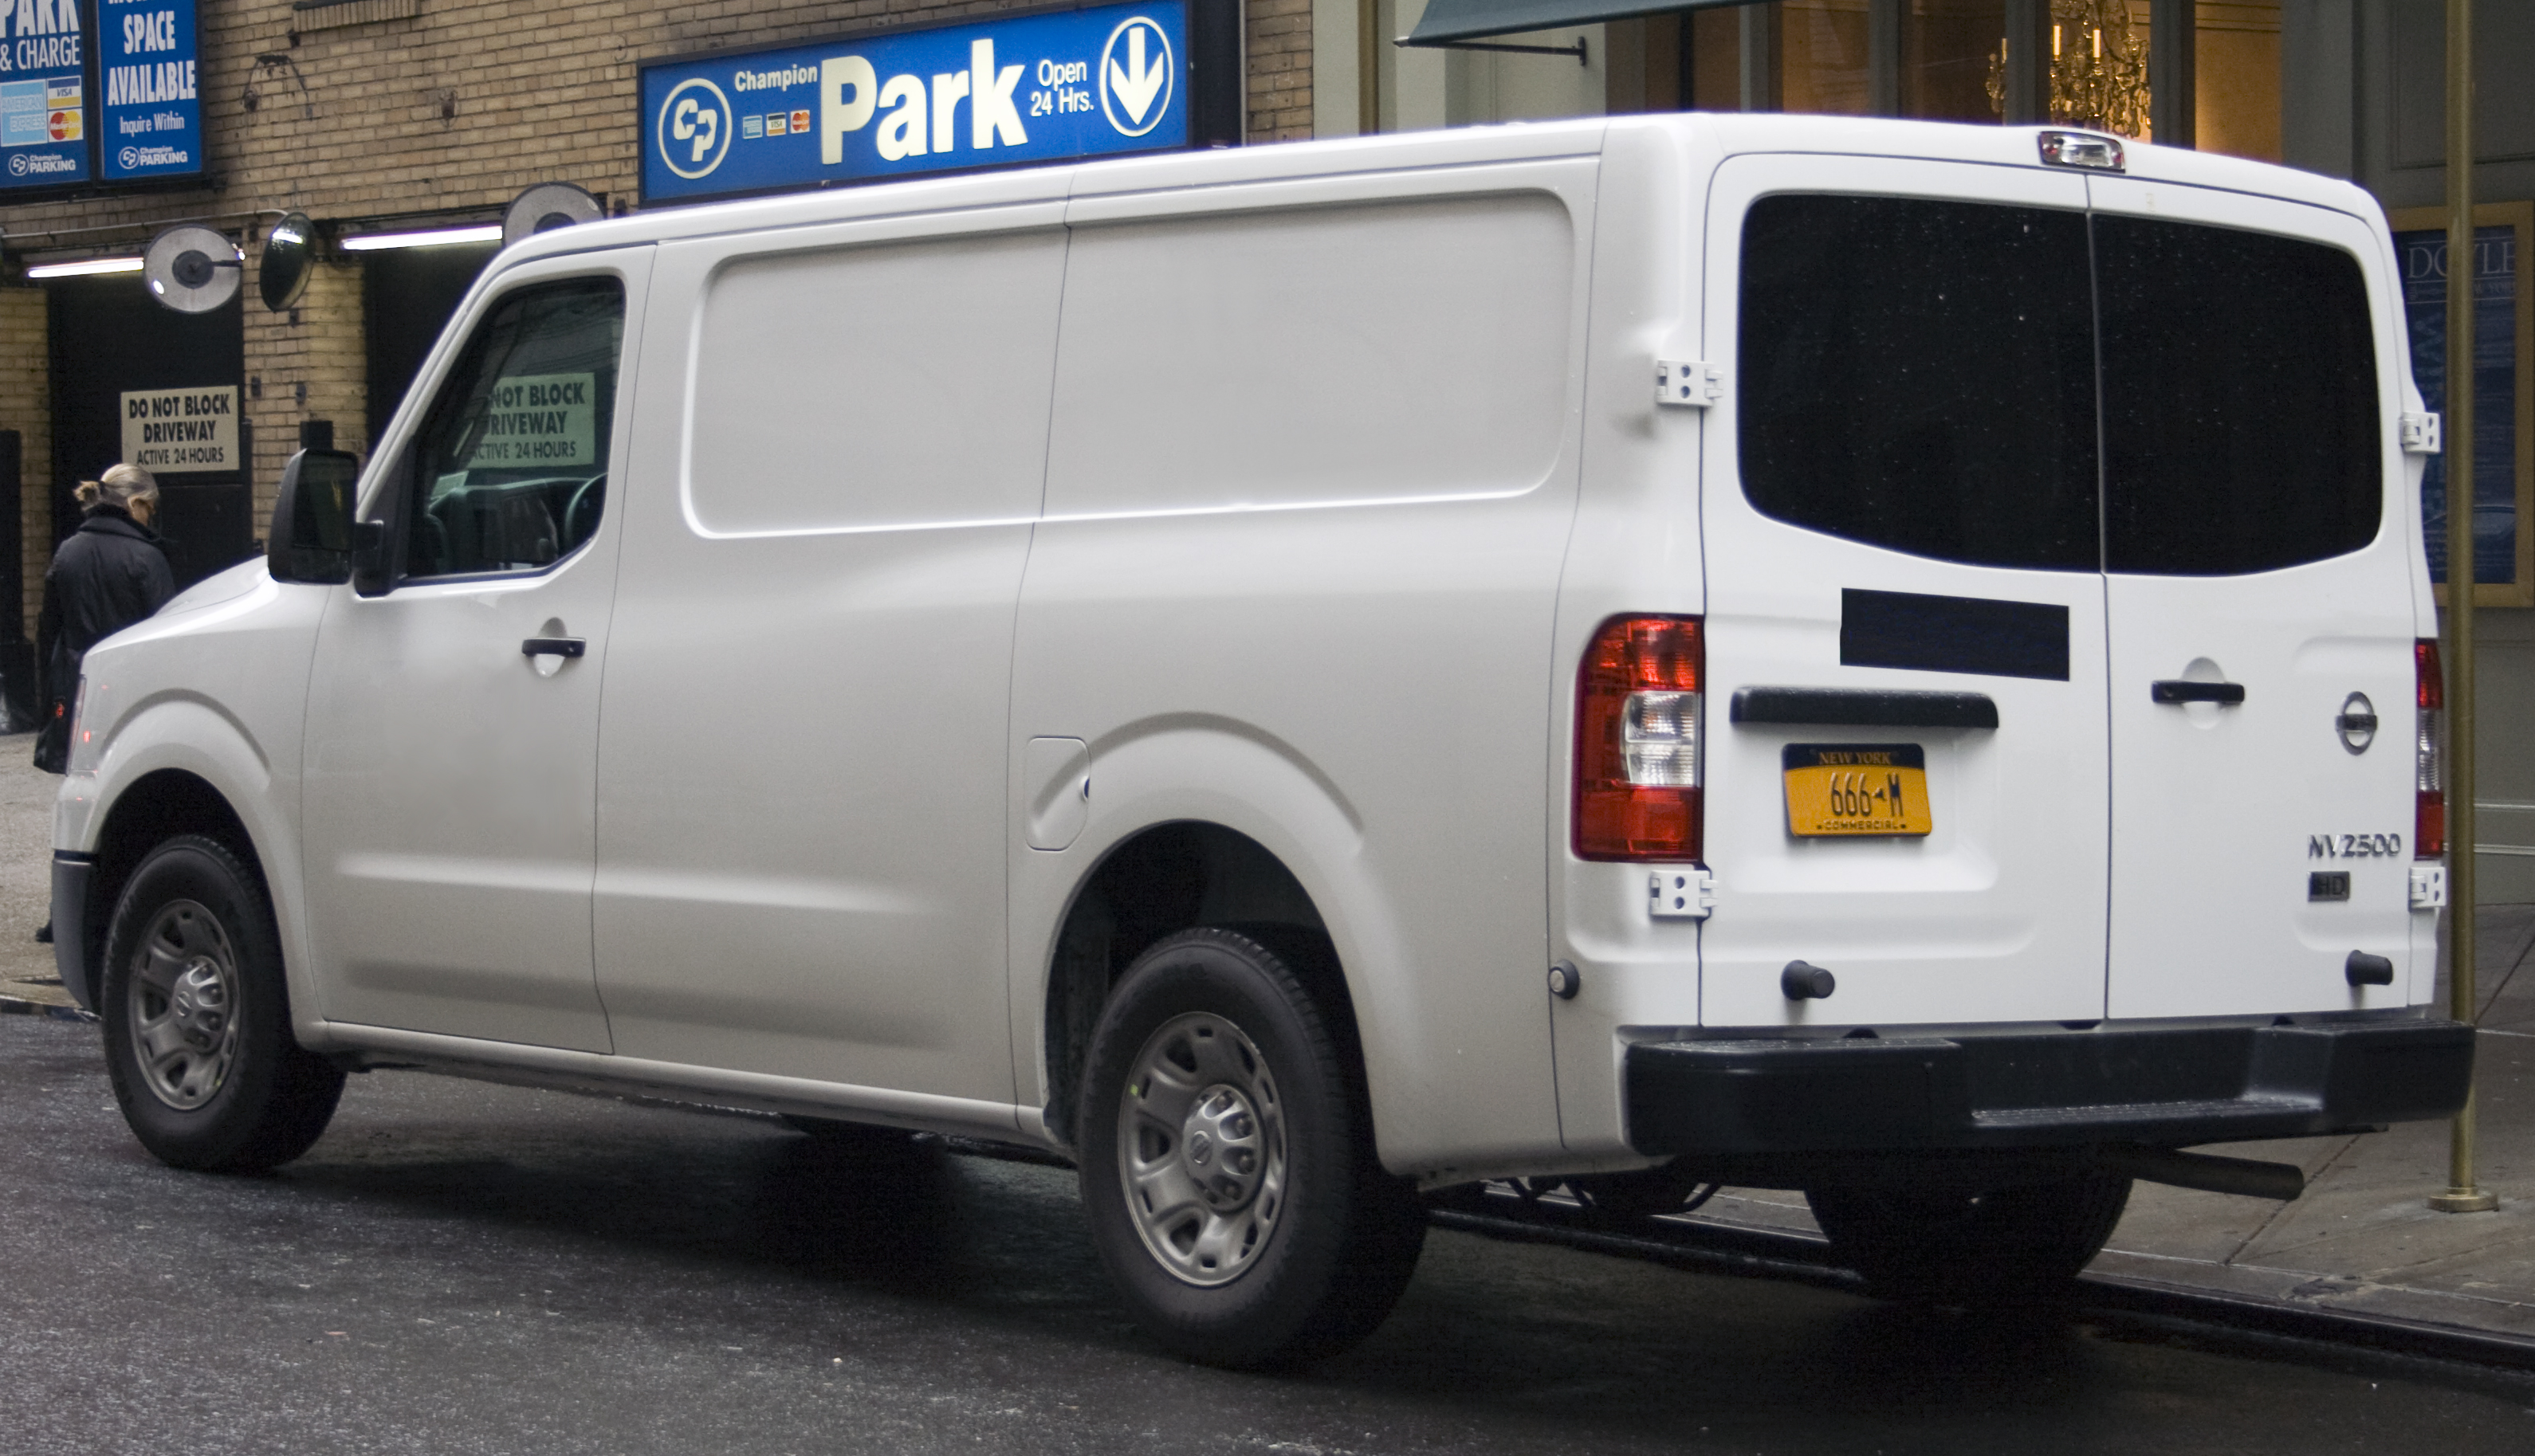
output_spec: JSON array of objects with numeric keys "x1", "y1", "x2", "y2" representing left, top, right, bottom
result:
[
  {"x1": 2410, "y1": 862, "x2": 2448, "y2": 910},
  {"x1": 1649, "y1": 867, "x2": 1714, "y2": 920},
  {"x1": 2401, "y1": 411, "x2": 2442, "y2": 455},
  {"x1": 1656, "y1": 359, "x2": 1723, "y2": 409}
]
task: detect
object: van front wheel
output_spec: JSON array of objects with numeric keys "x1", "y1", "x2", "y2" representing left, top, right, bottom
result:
[
  {"x1": 1077, "y1": 928, "x2": 1425, "y2": 1368},
  {"x1": 99, "y1": 835, "x2": 345, "y2": 1172},
  {"x1": 1806, "y1": 1169, "x2": 2132, "y2": 1305}
]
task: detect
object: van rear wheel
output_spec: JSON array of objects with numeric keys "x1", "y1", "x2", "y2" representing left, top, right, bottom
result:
[
  {"x1": 1806, "y1": 1169, "x2": 2132, "y2": 1305},
  {"x1": 1077, "y1": 928, "x2": 1425, "y2": 1368},
  {"x1": 99, "y1": 835, "x2": 345, "y2": 1172}
]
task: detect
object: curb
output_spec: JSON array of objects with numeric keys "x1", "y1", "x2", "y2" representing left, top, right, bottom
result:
[
  {"x1": 1432, "y1": 1190, "x2": 2535, "y2": 1379},
  {"x1": 0, "y1": 991, "x2": 95, "y2": 1022}
]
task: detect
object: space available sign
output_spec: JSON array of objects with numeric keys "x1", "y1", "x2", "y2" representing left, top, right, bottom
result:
[
  {"x1": 121, "y1": 385, "x2": 237, "y2": 473},
  {"x1": 641, "y1": 1, "x2": 1187, "y2": 203},
  {"x1": 0, "y1": 0, "x2": 90, "y2": 189},
  {"x1": 97, "y1": 0, "x2": 200, "y2": 181}
]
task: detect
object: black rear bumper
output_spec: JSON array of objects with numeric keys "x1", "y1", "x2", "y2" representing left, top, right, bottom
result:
[{"x1": 1625, "y1": 1018, "x2": 2475, "y2": 1156}]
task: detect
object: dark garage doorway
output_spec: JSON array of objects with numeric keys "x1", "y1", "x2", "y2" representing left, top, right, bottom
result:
[
  {"x1": 47, "y1": 277, "x2": 251, "y2": 591},
  {"x1": 364, "y1": 243, "x2": 497, "y2": 449}
]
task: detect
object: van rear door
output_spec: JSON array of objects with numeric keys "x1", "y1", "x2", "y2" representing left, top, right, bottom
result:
[
  {"x1": 1700, "y1": 157, "x2": 2112, "y2": 1029},
  {"x1": 2088, "y1": 181, "x2": 2424, "y2": 1018}
]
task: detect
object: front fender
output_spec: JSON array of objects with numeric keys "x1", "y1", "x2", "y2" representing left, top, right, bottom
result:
[{"x1": 57, "y1": 576, "x2": 328, "y2": 1041}]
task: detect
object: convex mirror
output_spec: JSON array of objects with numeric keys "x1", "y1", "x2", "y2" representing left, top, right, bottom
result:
[{"x1": 267, "y1": 449, "x2": 360, "y2": 584}]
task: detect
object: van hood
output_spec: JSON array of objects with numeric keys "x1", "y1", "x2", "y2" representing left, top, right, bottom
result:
[{"x1": 156, "y1": 559, "x2": 268, "y2": 618}]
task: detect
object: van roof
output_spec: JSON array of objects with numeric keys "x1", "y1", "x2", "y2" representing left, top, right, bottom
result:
[{"x1": 497, "y1": 113, "x2": 2384, "y2": 269}]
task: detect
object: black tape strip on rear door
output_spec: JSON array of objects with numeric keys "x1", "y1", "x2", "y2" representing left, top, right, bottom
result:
[{"x1": 1840, "y1": 588, "x2": 2070, "y2": 681}]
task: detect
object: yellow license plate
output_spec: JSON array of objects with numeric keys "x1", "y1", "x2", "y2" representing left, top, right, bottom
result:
[{"x1": 1782, "y1": 744, "x2": 1932, "y2": 838}]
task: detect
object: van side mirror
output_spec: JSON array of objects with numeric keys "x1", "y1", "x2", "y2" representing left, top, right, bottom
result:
[{"x1": 266, "y1": 449, "x2": 360, "y2": 584}]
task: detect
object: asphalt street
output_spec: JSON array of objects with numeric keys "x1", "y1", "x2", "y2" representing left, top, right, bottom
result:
[{"x1": 4, "y1": 1017, "x2": 2533, "y2": 1455}]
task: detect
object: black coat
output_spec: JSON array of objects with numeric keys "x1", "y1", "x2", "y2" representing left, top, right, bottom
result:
[{"x1": 37, "y1": 507, "x2": 175, "y2": 711}]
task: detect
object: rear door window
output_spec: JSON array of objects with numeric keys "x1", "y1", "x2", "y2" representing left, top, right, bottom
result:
[
  {"x1": 2093, "y1": 215, "x2": 2384, "y2": 575},
  {"x1": 1738, "y1": 195, "x2": 2101, "y2": 573}
]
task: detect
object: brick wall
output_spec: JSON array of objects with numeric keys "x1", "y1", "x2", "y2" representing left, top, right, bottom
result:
[
  {"x1": 243, "y1": 254, "x2": 370, "y2": 528},
  {"x1": 1247, "y1": 0, "x2": 1312, "y2": 142}
]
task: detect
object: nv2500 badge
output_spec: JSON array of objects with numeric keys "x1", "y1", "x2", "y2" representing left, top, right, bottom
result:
[{"x1": 2309, "y1": 832, "x2": 2404, "y2": 859}]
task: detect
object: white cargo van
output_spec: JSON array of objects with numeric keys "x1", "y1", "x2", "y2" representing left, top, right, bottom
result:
[{"x1": 54, "y1": 115, "x2": 2474, "y2": 1367}]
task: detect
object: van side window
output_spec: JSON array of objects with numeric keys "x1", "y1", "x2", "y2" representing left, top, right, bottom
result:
[
  {"x1": 2095, "y1": 218, "x2": 2382, "y2": 575},
  {"x1": 402, "y1": 278, "x2": 626, "y2": 580},
  {"x1": 1738, "y1": 195, "x2": 2101, "y2": 572}
]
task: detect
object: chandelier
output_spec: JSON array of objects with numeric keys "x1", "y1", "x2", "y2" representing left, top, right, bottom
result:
[{"x1": 1988, "y1": 0, "x2": 2154, "y2": 139}]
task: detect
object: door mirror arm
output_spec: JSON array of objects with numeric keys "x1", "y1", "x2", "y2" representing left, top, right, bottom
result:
[{"x1": 351, "y1": 521, "x2": 395, "y2": 597}]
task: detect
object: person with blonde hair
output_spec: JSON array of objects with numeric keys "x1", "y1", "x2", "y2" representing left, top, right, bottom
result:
[{"x1": 33, "y1": 462, "x2": 173, "y2": 777}]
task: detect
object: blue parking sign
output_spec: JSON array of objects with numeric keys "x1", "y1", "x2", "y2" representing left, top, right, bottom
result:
[
  {"x1": 0, "y1": 0, "x2": 92, "y2": 190},
  {"x1": 641, "y1": 2, "x2": 1189, "y2": 204},
  {"x1": 97, "y1": 0, "x2": 205, "y2": 182}
]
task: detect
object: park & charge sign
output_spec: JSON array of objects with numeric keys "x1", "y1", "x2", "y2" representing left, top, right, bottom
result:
[{"x1": 640, "y1": 1, "x2": 1187, "y2": 204}]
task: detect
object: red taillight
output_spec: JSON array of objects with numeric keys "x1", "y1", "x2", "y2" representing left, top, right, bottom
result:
[
  {"x1": 2416, "y1": 639, "x2": 2445, "y2": 859},
  {"x1": 1575, "y1": 616, "x2": 1703, "y2": 861}
]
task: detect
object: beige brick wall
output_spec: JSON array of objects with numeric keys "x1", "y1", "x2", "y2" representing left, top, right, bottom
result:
[
  {"x1": 1247, "y1": 0, "x2": 1312, "y2": 142},
  {"x1": 0, "y1": 288, "x2": 49, "y2": 642},
  {"x1": 244, "y1": 253, "x2": 369, "y2": 529}
]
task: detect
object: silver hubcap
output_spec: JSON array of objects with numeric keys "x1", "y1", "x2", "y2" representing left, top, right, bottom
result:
[
  {"x1": 126, "y1": 899, "x2": 242, "y2": 1111},
  {"x1": 1117, "y1": 1012, "x2": 1287, "y2": 1287}
]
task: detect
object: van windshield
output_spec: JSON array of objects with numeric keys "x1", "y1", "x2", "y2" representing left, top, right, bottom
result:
[{"x1": 1738, "y1": 194, "x2": 2384, "y2": 576}]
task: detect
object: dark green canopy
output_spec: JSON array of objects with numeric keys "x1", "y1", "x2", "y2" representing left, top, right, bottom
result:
[{"x1": 1401, "y1": 0, "x2": 1758, "y2": 47}]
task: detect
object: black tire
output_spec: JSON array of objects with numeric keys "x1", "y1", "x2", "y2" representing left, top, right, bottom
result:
[
  {"x1": 1806, "y1": 1169, "x2": 2132, "y2": 1305},
  {"x1": 99, "y1": 834, "x2": 344, "y2": 1172},
  {"x1": 1078, "y1": 927, "x2": 1425, "y2": 1368}
]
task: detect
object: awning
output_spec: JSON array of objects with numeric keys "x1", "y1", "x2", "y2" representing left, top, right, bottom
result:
[{"x1": 1401, "y1": 0, "x2": 1759, "y2": 48}]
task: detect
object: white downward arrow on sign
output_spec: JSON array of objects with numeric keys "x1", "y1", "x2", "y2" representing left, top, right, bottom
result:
[{"x1": 1108, "y1": 26, "x2": 1165, "y2": 124}]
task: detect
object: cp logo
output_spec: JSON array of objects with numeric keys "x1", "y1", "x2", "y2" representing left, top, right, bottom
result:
[
  {"x1": 6, "y1": 155, "x2": 26, "y2": 178},
  {"x1": 657, "y1": 78, "x2": 733, "y2": 180},
  {"x1": 119, "y1": 146, "x2": 140, "y2": 169}
]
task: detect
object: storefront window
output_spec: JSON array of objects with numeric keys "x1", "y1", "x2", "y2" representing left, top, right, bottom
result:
[
  {"x1": 1911, "y1": 0, "x2": 2006, "y2": 122},
  {"x1": 1378, "y1": 0, "x2": 1608, "y2": 128},
  {"x1": 2192, "y1": 1, "x2": 2281, "y2": 162},
  {"x1": 1687, "y1": 6, "x2": 1739, "y2": 109},
  {"x1": 1379, "y1": 0, "x2": 2277, "y2": 153},
  {"x1": 1784, "y1": 2, "x2": 1872, "y2": 116},
  {"x1": 2030, "y1": 0, "x2": 2151, "y2": 136}
]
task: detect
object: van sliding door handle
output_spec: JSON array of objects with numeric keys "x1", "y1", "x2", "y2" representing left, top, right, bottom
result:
[
  {"x1": 2150, "y1": 680, "x2": 2244, "y2": 705},
  {"x1": 521, "y1": 637, "x2": 586, "y2": 659}
]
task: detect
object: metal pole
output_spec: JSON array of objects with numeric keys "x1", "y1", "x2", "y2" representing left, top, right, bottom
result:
[
  {"x1": 1358, "y1": 0, "x2": 1380, "y2": 133},
  {"x1": 2430, "y1": 0, "x2": 2496, "y2": 1215},
  {"x1": 2148, "y1": 0, "x2": 2195, "y2": 148}
]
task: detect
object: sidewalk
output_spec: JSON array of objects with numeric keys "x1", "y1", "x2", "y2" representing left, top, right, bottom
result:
[
  {"x1": 0, "y1": 735, "x2": 79, "y2": 1019},
  {"x1": 1693, "y1": 904, "x2": 2535, "y2": 1340},
  {"x1": 6, "y1": 732, "x2": 2533, "y2": 1339}
]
